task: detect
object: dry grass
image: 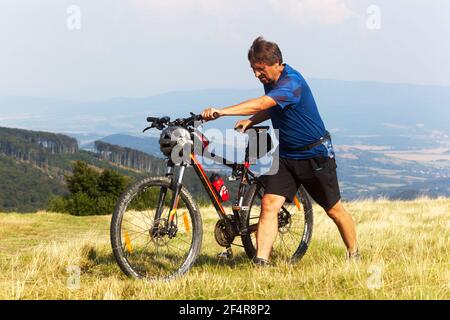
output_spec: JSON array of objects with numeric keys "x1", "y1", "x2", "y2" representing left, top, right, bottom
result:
[{"x1": 0, "y1": 198, "x2": 449, "y2": 300}]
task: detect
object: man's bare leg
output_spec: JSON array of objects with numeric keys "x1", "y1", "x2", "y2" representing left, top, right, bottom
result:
[
  {"x1": 255, "y1": 194, "x2": 286, "y2": 260},
  {"x1": 325, "y1": 200, "x2": 357, "y2": 253}
]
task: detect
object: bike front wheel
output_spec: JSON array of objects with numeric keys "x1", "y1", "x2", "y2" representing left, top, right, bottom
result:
[
  {"x1": 110, "y1": 177, "x2": 202, "y2": 281},
  {"x1": 240, "y1": 184, "x2": 313, "y2": 263}
]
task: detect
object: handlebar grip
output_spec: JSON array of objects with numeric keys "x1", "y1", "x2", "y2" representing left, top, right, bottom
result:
[{"x1": 146, "y1": 117, "x2": 158, "y2": 122}]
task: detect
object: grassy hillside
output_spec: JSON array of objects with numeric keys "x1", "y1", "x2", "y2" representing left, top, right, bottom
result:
[
  {"x1": 0, "y1": 149, "x2": 148, "y2": 213},
  {"x1": 0, "y1": 154, "x2": 65, "y2": 212},
  {"x1": 0, "y1": 198, "x2": 449, "y2": 300}
]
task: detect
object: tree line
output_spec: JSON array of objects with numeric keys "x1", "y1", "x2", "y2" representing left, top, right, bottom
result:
[
  {"x1": 0, "y1": 126, "x2": 78, "y2": 169},
  {"x1": 0, "y1": 126, "x2": 219, "y2": 213},
  {"x1": 94, "y1": 140, "x2": 166, "y2": 174}
]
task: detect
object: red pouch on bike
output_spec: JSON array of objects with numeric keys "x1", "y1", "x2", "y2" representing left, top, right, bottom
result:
[{"x1": 210, "y1": 174, "x2": 230, "y2": 202}]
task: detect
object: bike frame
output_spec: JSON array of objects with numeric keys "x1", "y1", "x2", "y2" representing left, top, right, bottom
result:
[{"x1": 163, "y1": 148, "x2": 259, "y2": 232}]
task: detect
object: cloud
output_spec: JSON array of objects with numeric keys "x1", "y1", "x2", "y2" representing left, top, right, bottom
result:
[
  {"x1": 128, "y1": 0, "x2": 225, "y2": 15},
  {"x1": 129, "y1": 0, "x2": 355, "y2": 25},
  {"x1": 383, "y1": 123, "x2": 410, "y2": 130},
  {"x1": 270, "y1": 0, "x2": 355, "y2": 25}
]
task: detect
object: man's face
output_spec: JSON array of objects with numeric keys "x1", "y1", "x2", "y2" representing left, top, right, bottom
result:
[{"x1": 251, "y1": 62, "x2": 283, "y2": 85}]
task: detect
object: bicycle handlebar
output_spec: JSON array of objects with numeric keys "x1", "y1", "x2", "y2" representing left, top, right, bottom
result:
[
  {"x1": 144, "y1": 111, "x2": 220, "y2": 133},
  {"x1": 146, "y1": 116, "x2": 170, "y2": 123},
  {"x1": 144, "y1": 113, "x2": 204, "y2": 132}
]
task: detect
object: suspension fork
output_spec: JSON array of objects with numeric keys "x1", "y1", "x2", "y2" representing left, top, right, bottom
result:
[
  {"x1": 166, "y1": 162, "x2": 187, "y2": 236},
  {"x1": 153, "y1": 161, "x2": 174, "y2": 223}
]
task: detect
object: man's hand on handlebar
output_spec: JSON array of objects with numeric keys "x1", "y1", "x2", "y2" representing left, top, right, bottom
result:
[
  {"x1": 234, "y1": 119, "x2": 253, "y2": 133},
  {"x1": 201, "y1": 108, "x2": 221, "y2": 121}
]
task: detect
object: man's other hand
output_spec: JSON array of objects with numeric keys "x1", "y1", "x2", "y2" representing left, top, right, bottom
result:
[
  {"x1": 234, "y1": 119, "x2": 252, "y2": 133},
  {"x1": 201, "y1": 108, "x2": 221, "y2": 121}
]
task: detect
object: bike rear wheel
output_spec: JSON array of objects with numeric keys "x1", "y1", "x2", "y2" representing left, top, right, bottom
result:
[
  {"x1": 240, "y1": 184, "x2": 313, "y2": 263},
  {"x1": 110, "y1": 177, "x2": 202, "y2": 281}
]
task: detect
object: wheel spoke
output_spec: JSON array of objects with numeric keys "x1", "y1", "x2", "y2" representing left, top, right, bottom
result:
[
  {"x1": 127, "y1": 211, "x2": 152, "y2": 230},
  {"x1": 123, "y1": 218, "x2": 150, "y2": 233}
]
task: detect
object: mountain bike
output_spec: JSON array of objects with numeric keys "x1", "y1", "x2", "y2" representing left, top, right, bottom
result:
[{"x1": 110, "y1": 113, "x2": 313, "y2": 280}]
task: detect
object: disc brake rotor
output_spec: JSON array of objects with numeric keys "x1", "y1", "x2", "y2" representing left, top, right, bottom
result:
[
  {"x1": 150, "y1": 218, "x2": 170, "y2": 247},
  {"x1": 278, "y1": 212, "x2": 292, "y2": 234}
]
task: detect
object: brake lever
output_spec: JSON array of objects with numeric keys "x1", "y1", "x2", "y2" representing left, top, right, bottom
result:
[{"x1": 142, "y1": 125, "x2": 153, "y2": 133}]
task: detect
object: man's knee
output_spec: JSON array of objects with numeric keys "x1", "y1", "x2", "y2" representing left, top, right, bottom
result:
[
  {"x1": 261, "y1": 194, "x2": 285, "y2": 216},
  {"x1": 326, "y1": 200, "x2": 345, "y2": 220}
]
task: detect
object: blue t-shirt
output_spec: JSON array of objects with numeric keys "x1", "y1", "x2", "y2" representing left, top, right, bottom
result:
[{"x1": 264, "y1": 64, "x2": 334, "y2": 160}]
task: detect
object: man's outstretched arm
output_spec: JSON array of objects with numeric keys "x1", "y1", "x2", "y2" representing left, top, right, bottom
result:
[
  {"x1": 249, "y1": 109, "x2": 271, "y2": 125},
  {"x1": 234, "y1": 110, "x2": 271, "y2": 132},
  {"x1": 201, "y1": 95, "x2": 277, "y2": 120}
]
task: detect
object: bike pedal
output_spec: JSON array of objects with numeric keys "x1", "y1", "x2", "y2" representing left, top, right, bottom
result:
[{"x1": 217, "y1": 247, "x2": 234, "y2": 261}]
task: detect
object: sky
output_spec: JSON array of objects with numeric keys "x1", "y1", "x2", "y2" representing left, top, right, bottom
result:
[{"x1": 1, "y1": 0, "x2": 449, "y2": 100}]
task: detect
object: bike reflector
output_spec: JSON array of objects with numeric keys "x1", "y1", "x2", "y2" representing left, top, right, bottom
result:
[
  {"x1": 182, "y1": 211, "x2": 190, "y2": 233},
  {"x1": 124, "y1": 231, "x2": 133, "y2": 253},
  {"x1": 293, "y1": 196, "x2": 301, "y2": 210}
]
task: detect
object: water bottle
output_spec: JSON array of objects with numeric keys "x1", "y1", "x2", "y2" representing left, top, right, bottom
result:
[{"x1": 209, "y1": 173, "x2": 230, "y2": 202}]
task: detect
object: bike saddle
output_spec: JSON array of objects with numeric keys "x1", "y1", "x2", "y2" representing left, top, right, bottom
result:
[
  {"x1": 234, "y1": 125, "x2": 270, "y2": 133},
  {"x1": 250, "y1": 126, "x2": 270, "y2": 132}
]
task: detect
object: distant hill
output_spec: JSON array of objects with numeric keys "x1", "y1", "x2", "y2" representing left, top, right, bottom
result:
[
  {"x1": 0, "y1": 153, "x2": 66, "y2": 212},
  {"x1": 0, "y1": 126, "x2": 220, "y2": 212},
  {"x1": 82, "y1": 134, "x2": 162, "y2": 157},
  {"x1": 0, "y1": 127, "x2": 157, "y2": 212},
  {"x1": 93, "y1": 140, "x2": 165, "y2": 173},
  {"x1": 387, "y1": 178, "x2": 450, "y2": 200},
  {"x1": 2, "y1": 80, "x2": 449, "y2": 150}
]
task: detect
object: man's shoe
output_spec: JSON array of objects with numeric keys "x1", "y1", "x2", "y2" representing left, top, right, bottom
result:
[
  {"x1": 346, "y1": 248, "x2": 361, "y2": 261},
  {"x1": 252, "y1": 257, "x2": 271, "y2": 267}
]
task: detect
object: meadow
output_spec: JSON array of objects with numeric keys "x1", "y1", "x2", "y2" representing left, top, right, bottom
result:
[{"x1": 0, "y1": 198, "x2": 449, "y2": 300}]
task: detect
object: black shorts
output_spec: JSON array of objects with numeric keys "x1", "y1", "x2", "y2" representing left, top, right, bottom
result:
[{"x1": 263, "y1": 156, "x2": 341, "y2": 210}]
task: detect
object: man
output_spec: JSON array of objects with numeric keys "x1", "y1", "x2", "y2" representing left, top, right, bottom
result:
[{"x1": 201, "y1": 37, "x2": 359, "y2": 266}]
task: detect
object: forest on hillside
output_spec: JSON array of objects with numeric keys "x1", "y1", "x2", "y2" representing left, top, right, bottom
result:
[
  {"x1": 0, "y1": 127, "x2": 149, "y2": 212},
  {"x1": 0, "y1": 127, "x2": 216, "y2": 212}
]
